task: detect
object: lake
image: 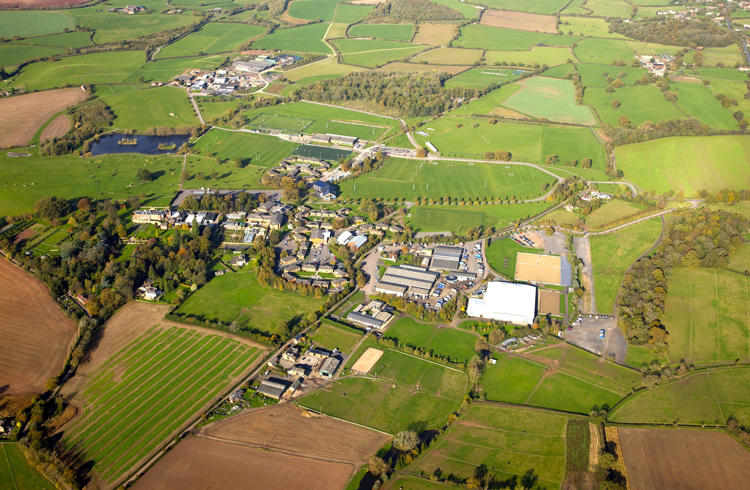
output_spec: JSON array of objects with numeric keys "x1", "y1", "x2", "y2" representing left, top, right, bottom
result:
[{"x1": 89, "y1": 134, "x2": 189, "y2": 155}]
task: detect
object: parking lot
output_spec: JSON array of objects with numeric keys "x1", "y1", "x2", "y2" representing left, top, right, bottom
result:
[{"x1": 564, "y1": 314, "x2": 627, "y2": 363}]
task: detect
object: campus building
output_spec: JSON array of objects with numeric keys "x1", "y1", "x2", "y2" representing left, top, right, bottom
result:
[{"x1": 466, "y1": 281, "x2": 537, "y2": 325}]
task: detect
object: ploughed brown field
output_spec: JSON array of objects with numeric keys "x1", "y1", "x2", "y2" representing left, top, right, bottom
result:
[
  {"x1": 40, "y1": 113, "x2": 72, "y2": 143},
  {"x1": 0, "y1": 258, "x2": 76, "y2": 394},
  {"x1": 135, "y1": 404, "x2": 389, "y2": 489},
  {"x1": 0, "y1": 87, "x2": 87, "y2": 148},
  {"x1": 618, "y1": 427, "x2": 750, "y2": 490},
  {"x1": 479, "y1": 9, "x2": 558, "y2": 33}
]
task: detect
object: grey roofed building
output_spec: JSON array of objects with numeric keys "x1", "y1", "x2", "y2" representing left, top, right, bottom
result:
[
  {"x1": 378, "y1": 264, "x2": 440, "y2": 297},
  {"x1": 326, "y1": 134, "x2": 358, "y2": 146},
  {"x1": 430, "y1": 245, "x2": 463, "y2": 271},
  {"x1": 347, "y1": 311, "x2": 384, "y2": 329},
  {"x1": 319, "y1": 355, "x2": 342, "y2": 379},
  {"x1": 309, "y1": 346, "x2": 333, "y2": 358},
  {"x1": 256, "y1": 378, "x2": 290, "y2": 399},
  {"x1": 374, "y1": 282, "x2": 408, "y2": 297}
]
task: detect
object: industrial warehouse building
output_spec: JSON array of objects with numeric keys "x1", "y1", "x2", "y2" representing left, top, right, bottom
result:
[
  {"x1": 429, "y1": 245, "x2": 463, "y2": 271},
  {"x1": 466, "y1": 281, "x2": 537, "y2": 325},
  {"x1": 375, "y1": 264, "x2": 439, "y2": 299}
]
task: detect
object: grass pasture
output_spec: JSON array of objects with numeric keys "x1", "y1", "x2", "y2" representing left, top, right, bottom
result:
[
  {"x1": 342, "y1": 45, "x2": 424, "y2": 68},
  {"x1": 445, "y1": 67, "x2": 526, "y2": 89},
  {"x1": 0, "y1": 443, "x2": 55, "y2": 490},
  {"x1": 311, "y1": 320, "x2": 362, "y2": 354},
  {"x1": 61, "y1": 325, "x2": 261, "y2": 484},
  {"x1": 284, "y1": 56, "x2": 364, "y2": 82},
  {"x1": 584, "y1": 199, "x2": 645, "y2": 229},
  {"x1": 253, "y1": 23, "x2": 331, "y2": 54},
  {"x1": 672, "y1": 82, "x2": 739, "y2": 130},
  {"x1": 455, "y1": 24, "x2": 578, "y2": 51},
  {"x1": 480, "y1": 9, "x2": 557, "y2": 33},
  {"x1": 347, "y1": 23, "x2": 414, "y2": 41},
  {"x1": 448, "y1": 83, "x2": 522, "y2": 115},
  {"x1": 288, "y1": 0, "x2": 340, "y2": 22},
  {"x1": 298, "y1": 339, "x2": 468, "y2": 433},
  {"x1": 340, "y1": 157, "x2": 556, "y2": 201},
  {"x1": 175, "y1": 270, "x2": 326, "y2": 336},
  {"x1": 406, "y1": 202, "x2": 551, "y2": 234},
  {"x1": 502, "y1": 76, "x2": 596, "y2": 125},
  {"x1": 589, "y1": 218, "x2": 663, "y2": 314},
  {"x1": 477, "y1": 0, "x2": 569, "y2": 14},
  {"x1": 573, "y1": 38, "x2": 633, "y2": 64},
  {"x1": 413, "y1": 23, "x2": 458, "y2": 46},
  {"x1": 615, "y1": 135, "x2": 750, "y2": 196},
  {"x1": 585, "y1": 85, "x2": 685, "y2": 127},
  {"x1": 664, "y1": 268, "x2": 750, "y2": 366},
  {"x1": 486, "y1": 237, "x2": 542, "y2": 278},
  {"x1": 384, "y1": 316, "x2": 477, "y2": 363},
  {"x1": 124, "y1": 55, "x2": 225, "y2": 83},
  {"x1": 410, "y1": 404, "x2": 567, "y2": 488},
  {"x1": 480, "y1": 354, "x2": 547, "y2": 403},
  {"x1": 72, "y1": 11, "x2": 195, "y2": 44},
  {"x1": 156, "y1": 22, "x2": 264, "y2": 58},
  {"x1": 0, "y1": 10, "x2": 73, "y2": 38},
  {"x1": 575, "y1": 63, "x2": 648, "y2": 88},
  {"x1": 100, "y1": 86, "x2": 198, "y2": 131},
  {"x1": 333, "y1": 4, "x2": 374, "y2": 23},
  {"x1": 0, "y1": 44, "x2": 63, "y2": 69},
  {"x1": 411, "y1": 47, "x2": 482, "y2": 65},
  {"x1": 484, "y1": 46, "x2": 574, "y2": 67},
  {"x1": 559, "y1": 16, "x2": 627, "y2": 38}
]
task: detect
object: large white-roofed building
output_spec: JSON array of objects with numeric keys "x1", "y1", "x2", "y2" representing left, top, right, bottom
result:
[{"x1": 466, "y1": 281, "x2": 537, "y2": 325}]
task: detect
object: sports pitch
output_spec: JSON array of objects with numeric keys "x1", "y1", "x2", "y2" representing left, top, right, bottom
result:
[{"x1": 515, "y1": 252, "x2": 565, "y2": 285}]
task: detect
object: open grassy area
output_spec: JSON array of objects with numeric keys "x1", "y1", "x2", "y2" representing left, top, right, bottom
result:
[
  {"x1": 384, "y1": 316, "x2": 477, "y2": 363},
  {"x1": 99, "y1": 85, "x2": 198, "y2": 131},
  {"x1": 4, "y1": 51, "x2": 145, "y2": 91},
  {"x1": 0, "y1": 10, "x2": 73, "y2": 38},
  {"x1": 0, "y1": 443, "x2": 55, "y2": 490},
  {"x1": 409, "y1": 403, "x2": 568, "y2": 488},
  {"x1": 311, "y1": 320, "x2": 363, "y2": 354},
  {"x1": 611, "y1": 366, "x2": 750, "y2": 426},
  {"x1": 156, "y1": 22, "x2": 264, "y2": 58},
  {"x1": 192, "y1": 128, "x2": 299, "y2": 166},
  {"x1": 575, "y1": 63, "x2": 648, "y2": 88},
  {"x1": 480, "y1": 354, "x2": 548, "y2": 403},
  {"x1": 559, "y1": 16, "x2": 628, "y2": 38},
  {"x1": 334, "y1": 4, "x2": 374, "y2": 23},
  {"x1": 445, "y1": 67, "x2": 526, "y2": 90},
  {"x1": 479, "y1": 0, "x2": 569, "y2": 14},
  {"x1": 288, "y1": 0, "x2": 341, "y2": 21},
  {"x1": 484, "y1": 46, "x2": 574, "y2": 67},
  {"x1": 253, "y1": 22, "x2": 331, "y2": 54},
  {"x1": 175, "y1": 270, "x2": 326, "y2": 336},
  {"x1": 62, "y1": 325, "x2": 260, "y2": 484},
  {"x1": 485, "y1": 237, "x2": 542, "y2": 278},
  {"x1": 124, "y1": 55, "x2": 225, "y2": 83},
  {"x1": 585, "y1": 85, "x2": 685, "y2": 127},
  {"x1": 284, "y1": 56, "x2": 364, "y2": 82},
  {"x1": 340, "y1": 158, "x2": 556, "y2": 201},
  {"x1": 589, "y1": 218, "x2": 663, "y2": 314},
  {"x1": 672, "y1": 82, "x2": 739, "y2": 130},
  {"x1": 411, "y1": 47, "x2": 483, "y2": 65},
  {"x1": 407, "y1": 202, "x2": 551, "y2": 234},
  {"x1": 584, "y1": 199, "x2": 645, "y2": 229},
  {"x1": 574, "y1": 38, "x2": 633, "y2": 64},
  {"x1": 502, "y1": 76, "x2": 596, "y2": 125},
  {"x1": 298, "y1": 339, "x2": 468, "y2": 433},
  {"x1": 0, "y1": 151, "x2": 183, "y2": 216},
  {"x1": 615, "y1": 136, "x2": 750, "y2": 196},
  {"x1": 455, "y1": 25, "x2": 578, "y2": 51},
  {"x1": 347, "y1": 23, "x2": 414, "y2": 41},
  {"x1": 342, "y1": 45, "x2": 425, "y2": 68},
  {"x1": 447, "y1": 83, "x2": 521, "y2": 116},
  {"x1": 17, "y1": 30, "x2": 93, "y2": 49},
  {"x1": 72, "y1": 10, "x2": 195, "y2": 44},
  {"x1": 664, "y1": 268, "x2": 750, "y2": 366}
]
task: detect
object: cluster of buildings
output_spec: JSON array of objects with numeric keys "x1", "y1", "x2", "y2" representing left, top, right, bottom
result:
[
  {"x1": 636, "y1": 54, "x2": 674, "y2": 77},
  {"x1": 131, "y1": 208, "x2": 221, "y2": 228},
  {"x1": 579, "y1": 190, "x2": 612, "y2": 202},
  {"x1": 346, "y1": 300, "x2": 394, "y2": 330},
  {"x1": 108, "y1": 5, "x2": 144, "y2": 13},
  {"x1": 257, "y1": 341, "x2": 343, "y2": 399}
]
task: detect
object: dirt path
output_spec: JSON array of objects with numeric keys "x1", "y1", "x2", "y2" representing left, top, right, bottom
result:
[
  {"x1": 186, "y1": 88, "x2": 205, "y2": 126},
  {"x1": 574, "y1": 235, "x2": 595, "y2": 314}
]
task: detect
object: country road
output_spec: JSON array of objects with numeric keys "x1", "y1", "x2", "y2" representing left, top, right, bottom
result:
[{"x1": 187, "y1": 88, "x2": 205, "y2": 126}]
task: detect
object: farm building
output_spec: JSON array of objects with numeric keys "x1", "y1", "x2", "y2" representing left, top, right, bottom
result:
[
  {"x1": 467, "y1": 281, "x2": 537, "y2": 325},
  {"x1": 257, "y1": 378, "x2": 290, "y2": 399},
  {"x1": 514, "y1": 253, "x2": 572, "y2": 287},
  {"x1": 375, "y1": 264, "x2": 440, "y2": 299},
  {"x1": 430, "y1": 245, "x2": 463, "y2": 271},
  {"x1": 319, "y1": 355, "x2": 342, "y2": 379}
]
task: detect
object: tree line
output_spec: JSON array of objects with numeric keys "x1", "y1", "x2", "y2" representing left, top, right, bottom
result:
[{"x1": 608, "y1": 17, "x2": 736, "y2": 47}]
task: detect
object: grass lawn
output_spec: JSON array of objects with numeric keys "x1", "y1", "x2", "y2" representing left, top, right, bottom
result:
[
  {"x1": 585, "y1": 85, "x2": 684, "y2": 127},
  {"x1": 611, "y1": 367, "x2": 750, "y2": 426},
  {"x1": 615, "y1": 135, "x2": 750, "y2": 196},
  {"x1": 502, "y1": 76, "x2": 596, "y2": 125},
  {"x1": 584, "y1": 199, "x2": 645, "y2": 229},
  {"x1": 99, "y1": 86, "x2": 198, "y2": 131},
  {"x1": 484, "y1": 46, "x2": 574, "y2": 67},
  {"x1": 664, "y1": 268, "x2": 750, "y2": 366},
  {"x1": 0, "y1": 443, "x2": 55, "y2": 489},
  {"x1": 176, "y1": 270, "x2": 326, "y2": 335},
  {"x1": 192, "y1": 128, "x2": 299, "y2": 166},
  {"x1": 0, "y1": 151, "x2": 182, "y2": 216},
  {"x1": 589, "y1": 218, "x2": 663, "y2": 314},
  {"x1": 445, "y1": 67, "x2": 526, "y2": 90},
  {"x1": 62, "y1": 325, "x2": 260, "y2": 484},
  {"x1": 526, "y1": 371, "x2": 624, "y2": 413},
  {"x1": 574, "y1": 38, "x2": 633, "y2": 64},
  {"x1": 454, "y1": 25, "x2": 578, "y2": 51},
  {"x1": 384, "y1": 316, "x2": 478, "y2": 363},
  {"x1": 156, "y1": 22, "x2": 264, "y2": 58},
  {"x1": 311, "y1": 320, "x2": 362, "y2": 354},
  {"x1": 407, "y1": 202, "x2": 551, "y2": 234},
  {"x1": 409, "y1": 403, "x2": 568, "y2": 489},
  {"x1": 480, "y1": 354, "x2": 547, "y2": 403},
  {"x1": 298, "y1": 339, "x2": 468, "y2": 433},
  {"x1": 0, "y1": 10, "x2": 73, "y2": 37},
  {"x1": 340, "y1": 157, "x2": 556, "y2": 201},
  {"x1": 347, "y1": 23, "x2": 414, "y2": 41},
  {"x1": 485, "y1": 237, "x2": 542, "y2": 277},
  {"x1": 5, "y1": 51, "x2": 146, "y2": 91},
  {"x1": 253, "y1": 23, "x2": 331, "y2": 54}
]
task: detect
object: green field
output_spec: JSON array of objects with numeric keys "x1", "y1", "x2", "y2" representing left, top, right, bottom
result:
[
  {"x1": 574, "y1": 63, "x2": 648, "y2": 88},
  {"x1": 21, "y1": 30, "x2": 94, "y2": 49},
  {"x1": 448, "y1": 83, "x2": 521, "y2": 115},
  {"x1": 412, "y1": 117, "x2": 607, "y2": 167},
  {"x1": 485, "y1": 237, "x2": 542, "y2": 278},
  {"x1": 342, "y1": 45, "x2": 425, "y2": 67},
  {"x1": 0, "y1": 152, "x2": 184, "y2": 216},
  {"x1": 333, "y1": 38, "x2": 418, "y2": 54},
  {"x1": 574, "y1": 38, "x2": 633, "y2": 64},
  {"x1": 445, "y1": 67, "x2": 526, "y2": 90},
  {"x1": 484, "y1": 46, "x2": 574, "y2": 67},
  {"x1": 99, "y1": 85, "x2": 198, "y2": 131},
  {"x1": 124, "y1": 55, "x2": 225, "y2": 83},
  {"x1": 334, "y1": 4, "x2": 374, "y2": 23},
  {"x1": 664, "y1": 268, "x2": 750, "y2": 366},
  {"x1": 253, "y1": 23, "x2": 331, "y2": 54},
  {"x1": 62, "y1": 325, "x2": 261, "y2": 484},
  {"x1": 455, "y1": 25, "x2": 578, "y2": 51},
  {"x1": 384, "y1": 316, "x2": 477, "y2": 363},
  {"x1": 71, "y1": 10, "x2": 195, "y2": 44},
  {"x1": 0, "y1": 443, "x2": 55, "y2": 490},
  {"x1": 409, "y1": 404, "x2": 568, "y2": 488},
  {"x1": 0, "y1": 44, "x2": 63, "y2": 69},
  {"x1": 156, "y1": 22, "x2": 264, "y2": 58},
  {"x1": 584, "y1": 199, "x2": 645, "y2": 229},
  {"x1": 175, "y1": 270, "x2": 326, "y2": 335},
  {"x1": 340, "y1": 158, "x2": 556, "y2": 201},
  {"x1": 288, "y1": 0, "x2": 341, "y2": 21},
  {"x1": 611, "y1": 367, "x2": 750, "y2": 426},
  {"x1": 192, "y1": 128, "x2": 299, "y2": 166},
  {"x1": 347, "y1": 23, "x2": 414, "y2": 41},
  {"x1": 406, "y1": 202, "x2": 551, "y2": 234},
  {"x1": 480, "y1": 354, "x2": 548, "y2": 403},
  {"x1": 502, "y1": 76, "x2": 596, "y2": 125},
  {"x1": 583, "y1": 0, "x2": 633, "y2": 17},
  {"x1": 298, "y1": 339, "x2": 469, "y2": 433},
  {"x1": 5, "y1": 51, "x2": 145, "y2": 91},
  {"x1": 411, "y1": 47, "x2": 483, "y2": 65},
  {"x1": 615, "y1": 136, "x2": 750, "y2": 196},
  {"x1": 559, "y1": 16, "x2": 628, "y2": 38},
  {"x1": 311, "y1": 320, "x2": 362, "y2": 354},
  {"x1": 589, "y1": 218, "x2": 663, "y2": 314},
  {"x1": 478, "y1": 0, "x2": 569, "y2": 13},
  {"x1": 672, "y1": 82, "x2": 739, "y2": 130},
  {"x1": 0, "y1": 10, "x2": 73, "y2": 37},
  {"x1": 585, "y1": 85, "x2": 685, "y2": 127}
]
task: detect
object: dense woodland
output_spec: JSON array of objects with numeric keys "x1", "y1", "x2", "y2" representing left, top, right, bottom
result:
[
  {"x1": 293, "y1": 71, "x2": 492, "y2": 117},
  {"x1": 609, "y1": 18, "x2": 736, "y2": 47},
  {"x1": 366, "y1": 0, "x2": 461, "y2": 23},
  {"x1": 618, "y1": 209, "x2": 748, "y2": 349},
  {"x1": 604, "y1": 118, "x2": 710, "y2": 146}
]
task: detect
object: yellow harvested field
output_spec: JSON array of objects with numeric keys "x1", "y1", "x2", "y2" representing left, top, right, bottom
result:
[
  {"x1": 538, "y1": 289, "x2": 561, "y2": 315},
  {"x1": 411, "y1": 47, "x2": 483, "y2": 65},
  {"x1": 413, "y1": 24, "x2": 458, "y2": 46},
  {"x1": 351, "y1": 347, "x2": 384, "y2": 373},
  {"x1": 284, "y1": 57, "x2": 363, "y2": 82},
  {"x1": 480, "y1": 9, "x2": 557, "y2": 33},
  {"x1": 515, "y1": 252, "x2": 562, "y2": 285},
  {"x1": 0, "y1": 87, "x2": 87, "y2": 148}
]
